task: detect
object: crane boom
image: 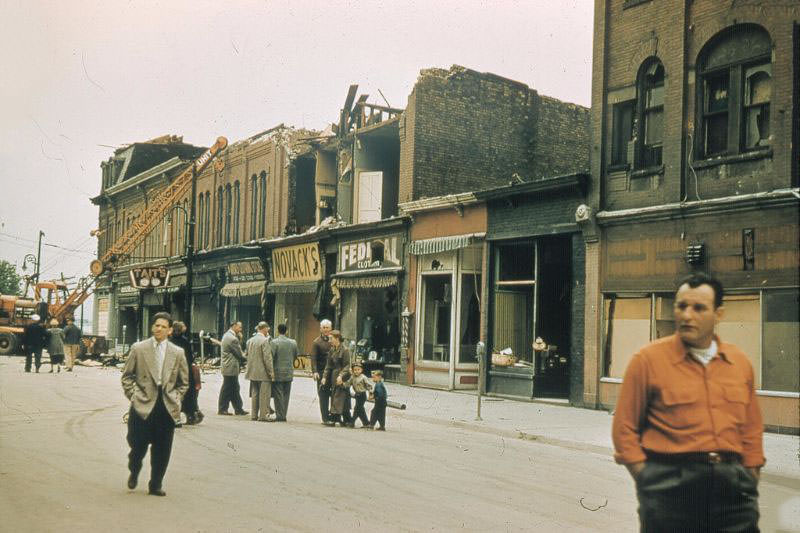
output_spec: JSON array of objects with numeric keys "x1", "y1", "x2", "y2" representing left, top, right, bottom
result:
[{"x1": 50, "y1": 136, "x2": 228, "y2": 323}]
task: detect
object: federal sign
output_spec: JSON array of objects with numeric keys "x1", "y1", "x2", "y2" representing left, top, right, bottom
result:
[
  {"x1": 271, "y1": 243, "x2": 322, "y2": 282},
  {"x1": 339, "y1": 234, "x2": 403, "y2": 272},
  {"x1": 129, "y1": 266, "x2": 170, "y2": 289}
]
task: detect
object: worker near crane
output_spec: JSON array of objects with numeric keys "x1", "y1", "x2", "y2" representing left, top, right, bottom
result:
[{"x1": 23, "y1": 314, "x2": 47, "y2": 373}]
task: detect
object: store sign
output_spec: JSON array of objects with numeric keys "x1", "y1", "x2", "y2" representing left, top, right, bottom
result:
[
  {"x1": 227, "y1": 259, "x2": 266, "y2": 283},
  {"x1": 271, "y1": 243, "x2": 322, "y2": 282},
  {"x1": 129, "y1": 266, "x2": 170, "y2": 289},
  {"x1": 339, "y1": 234, "x2": 402, "y2": 273}
]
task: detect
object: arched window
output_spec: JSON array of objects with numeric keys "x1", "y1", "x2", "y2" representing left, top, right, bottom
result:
[
  {"x1": 233, "y1": 181, "x2": 240, "y2": 244},
  {"x1": 216, "y1": 186, "x2": 224, "y2": 247},
  {"x1": 224, "y1": 184, "x2": 232, "y2": 245},
  {"x1": 197, "y1": 193, "x2": 205, "y2": 248},
  {"x1": 259, "y1": 171, "x2": 267, "y2": 237},
  {"x1": 204, "y1": 191, "x2": 211, "y2": 249},
  {"x1": 250, "y1": 174, "x2": 258, "y2": 241},
  {"x1": 637, "y1": 59, "x2": 664, "y2": 168},
  {"x1": 698, "y1": 25, "x2": 771, "y2": 157}
]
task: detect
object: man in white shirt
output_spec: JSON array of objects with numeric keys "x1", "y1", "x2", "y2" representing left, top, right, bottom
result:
[{"x1": 121, "y1": 312, "x2": 189, "y2": 496}]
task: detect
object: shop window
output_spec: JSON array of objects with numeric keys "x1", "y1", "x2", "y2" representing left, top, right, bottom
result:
[
  {"x1": 698, "y1": 25, "x2": 772, "y2": 157},
  {"x1": 496, "y1": 243, "x2": 535, "y2": 283},
  {"x1": 459, "y1": 273, "x2": 481, "y2": 364},
  {"x1": 717, "y1": 294, "x2": 761, "y2": 388},
  {"x1": 611, "y1": 100, "x2": 635, "y2": 167},
  {"x1": 762, "y1": 289, "x2": 799, "y2": 392},
  {"x1": 357, "y1": 171, "x2": 382, "y2": 224},
  {"x1": 420, "y1": 274, "x2": 451, "y2": 362},
  {"x1": 603, "y1": 296, "x2": 651, "y2": 379},
  {"x1": 638, "y1": 60, "x2": 664, "y2": 168}
]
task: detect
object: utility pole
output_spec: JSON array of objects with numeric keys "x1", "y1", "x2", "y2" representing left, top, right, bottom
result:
[
  {"x1": 35, "y1": 230, "x2": 44, "y2": 281},
  {"x1": 185, "y1": 166, "x2": 196, "y2": 335}
]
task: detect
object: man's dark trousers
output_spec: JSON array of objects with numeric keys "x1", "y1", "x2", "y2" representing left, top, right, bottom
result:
[
  {"x1": 369, "y1": 399, "x2": 386, "y2": 429},
  {"x1": 127, "y1": 389, "x2": 175, "y2": 491},
  {"x1": 272, "y1": 381, "x2": 291, "y2": 420},
  {"x1": 353, "y1": 392, "x2": 369, "y2": 426},
  {"x1": 317, "y1": 382, "x2": 331, "y2": 422},
  {"x1": 636, "y1": 458, "x2": 759, "y2": 532},
  {"x1": 218, "y1": 375, "x2": 244, "y2": 413},
  {"x1": 25, "y1": 349, "x2": 42, "y2": 372}
]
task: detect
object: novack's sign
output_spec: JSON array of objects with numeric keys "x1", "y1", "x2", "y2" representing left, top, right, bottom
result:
[{"x1": 271, "y1": 243, "x2": 322, "y2": 283}]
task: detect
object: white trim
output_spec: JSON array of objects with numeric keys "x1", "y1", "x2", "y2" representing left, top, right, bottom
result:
[
  {"x1": 600, "y1": 377, "x2": 623, "y2": 384},
  {"x1": 756, "y1": 390, "x2": 800, "y2": 398}
]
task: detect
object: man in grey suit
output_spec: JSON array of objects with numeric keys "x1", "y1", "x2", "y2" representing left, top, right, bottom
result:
[
  {"x1": 218, "y1": 321, "x2": 248, "y2": 416},
  {"x1": 270, "y1": 323, "x2": 298, "y2": 422},
  {"x1": 121, "y1": 312, "x2": 189, "y2": 496},
  {"x1": 246, "y1": 322, "x2": 274, "y2": 421}
]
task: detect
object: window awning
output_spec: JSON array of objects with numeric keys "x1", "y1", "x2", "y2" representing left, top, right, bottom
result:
[
  {"x1": 265, "y1": 281, "x2": 320, "y2": 294},
  {"x1": 220, "y1": 280, "x2": 266, "y2": 297},
  {"x1": 408, "y1": 232, "x2": 485, "y2": 255},
  {"x1": 334, "y1": 274, "x2": 397, "y2": 290}
]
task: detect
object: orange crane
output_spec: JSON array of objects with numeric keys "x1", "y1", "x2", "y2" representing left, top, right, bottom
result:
[{"x1": 49, "y1": 136, "x2": 228, "y2": 323}]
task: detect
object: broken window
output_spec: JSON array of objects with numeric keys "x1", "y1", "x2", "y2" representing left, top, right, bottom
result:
[
  {"x1": 637, "y1": 59, "x2": 664, "y2": 168},
  {"x1": 611, "y1": 100, "x2": 635, "y2": 167},
  {"x1": 698, "y1": 25, "x2": 772, "y2": 157}
]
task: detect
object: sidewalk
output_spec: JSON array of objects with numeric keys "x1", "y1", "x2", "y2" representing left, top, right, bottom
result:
[{"x1": 282, "y1": 374, "x2": 799, "y2": 484}]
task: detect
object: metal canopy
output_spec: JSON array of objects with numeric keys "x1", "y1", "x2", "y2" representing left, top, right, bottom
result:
[
  {"x1": 220, "y1": 280, "x2": 266, "y2": 297},
  {"x1": 408, "y1": 232, "x2": 485, "y2": 255}
]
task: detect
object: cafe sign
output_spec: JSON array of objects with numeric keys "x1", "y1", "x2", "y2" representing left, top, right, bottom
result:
[
  {"x1": 271, "y1": 243, "x2": 322, "y2": 282},
  {"x1": 227, "y1": 259, "x2": 266, "y2": 283},
  {"x1": 339, "y1": 234, "x2": 402, "y2": 273}
]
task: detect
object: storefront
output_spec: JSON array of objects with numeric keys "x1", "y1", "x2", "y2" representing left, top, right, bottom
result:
[
  {"x1": 481, "y1": 175, "x2": 587, "y2": 404},
  {"x1": 331, "y1": 226, "x2": 405, "y2": 377},
  {"x1": 219, "y1": 257, "x2": 267, "y2": 337},
  {"x1": 266, "y1": 240, "x2": 325, "y2": 355}
]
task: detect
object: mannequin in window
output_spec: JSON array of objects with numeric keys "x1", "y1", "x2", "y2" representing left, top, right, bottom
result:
[{"x1": 361, "y1": 315, "x2": 374, "y2": 342}]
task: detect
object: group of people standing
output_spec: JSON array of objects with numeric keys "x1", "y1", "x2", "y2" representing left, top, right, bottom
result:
[
  {"x1": 22, "y1": 315, "x2": 82, "y2": 373},
  {"x1": 217, "y1": 320, "x2": 298, "y2": 423},
  {"x1": 311, "y1": 319, "x2": 387, "y2": 430}
]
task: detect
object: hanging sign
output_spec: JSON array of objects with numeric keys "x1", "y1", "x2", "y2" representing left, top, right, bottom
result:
[
  {"x1": 227, "y1": 259, "x2": 266, "y2": 283},
  {"x1": 129, "y1": 266, "x2": 170, "y2": 289},
  {"x1": 271, "y1": 243, "x2": 322, "y2": 282}
]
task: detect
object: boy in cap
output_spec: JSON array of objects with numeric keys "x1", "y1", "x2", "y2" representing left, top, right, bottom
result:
[
  {"x1": 344, "y1": 360, "x2": 372, "y2": 428},
  {"x1": 369, "y1": 370, "x2": 388, "y2": 431}
]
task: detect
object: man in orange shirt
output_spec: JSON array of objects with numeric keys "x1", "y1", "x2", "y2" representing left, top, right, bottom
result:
[{"x1": 612, "y1": 272, "x2": 764, "y2": 532}]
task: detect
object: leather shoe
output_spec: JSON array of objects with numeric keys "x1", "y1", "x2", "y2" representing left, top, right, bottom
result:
[
  {"x1": 127, "y1": 473, "x2": 137, "y2": 489},
  {"x1": 218, "y1": 411, "x2": 232, "y2": 416},
  {"x1": 234, "y1": 410, "x2": 249, "y2": 416},
  {"x1": 147, "y1": 488, "x2": 166, "y2": 496}
]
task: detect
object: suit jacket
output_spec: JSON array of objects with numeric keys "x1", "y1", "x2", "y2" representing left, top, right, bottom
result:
[
  {"x1": 245, "y1": 333, "x2": 274, "y2": 382},
  {"x1": 270, "y1": 335, "x2": 298, "y2": 382},
  {"x1": 121, "y1": 337, "x2": 189, "y2": 422},
  {"x1": 221, "y1": 329, "x2": 245, "y2": 376}
]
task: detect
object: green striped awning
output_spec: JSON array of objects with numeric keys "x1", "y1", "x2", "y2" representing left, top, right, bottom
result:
[
  {"x1": 408, "y1": 232, "x2": 485, "y2": 255},
  {"x1": 220, "y1": 280, "x2": 267, "y2": 297}
]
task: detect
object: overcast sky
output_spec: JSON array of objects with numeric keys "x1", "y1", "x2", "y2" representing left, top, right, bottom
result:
[{"x1": 0, "y1": 0, "x2": 594, "y2": 322}]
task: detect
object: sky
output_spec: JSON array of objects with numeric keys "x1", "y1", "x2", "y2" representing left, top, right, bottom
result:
[{"x1": 0, "y1": 0, "x2": 594, "y2": 324}]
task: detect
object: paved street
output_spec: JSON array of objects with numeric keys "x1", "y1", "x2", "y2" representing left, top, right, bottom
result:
[{"x1": 0, "y1": 357, "x2": 797, "y2": 532}]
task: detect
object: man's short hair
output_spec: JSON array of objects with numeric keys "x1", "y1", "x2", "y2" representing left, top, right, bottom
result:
[
  {"x1": 320, "y1": 319, "x2": 332, "y2": 328},
  {"x1": 677, "y1": 272, "x2": 724, "y2": 309},
  {"x1": 152, "y1": 311, "x2": 173, "y2": 327},
  {"x1": 256, "y1": 321, "x2": 269, "y2": 331},
  {"x1": 372, "y1": 369, "x2": 383, "y2": 377},
  {"x1": 230, "y1": 320, "x2": 242, "y2": 328},
  {"x1": 277, "y1": 323, "x2": 287, "y2": 335}
]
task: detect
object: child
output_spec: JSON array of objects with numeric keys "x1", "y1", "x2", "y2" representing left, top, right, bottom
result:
[
  {"x1": 46, "y1": 319, "x2": 66, "y2": 373},
  {"x1": 369, "y1": 369, "x2": 387, "y2": 431},
  {"x1": 345, "y1": 361, "x2": 372, "y2": 428}
]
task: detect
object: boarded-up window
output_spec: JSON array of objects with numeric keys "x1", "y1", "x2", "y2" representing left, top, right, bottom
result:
[
  {"x1": 357, "y1": 171, "x2": 382, "y2": 223},
  {"x1": 717, "y1": 294, "x2": 761, "y2": 388},
  {"x1": 604, "y1": 296, "x2": 651, "y2": 379},
  {"x1": 762, "y1": 289, "x2": 799, "y2": 392}
]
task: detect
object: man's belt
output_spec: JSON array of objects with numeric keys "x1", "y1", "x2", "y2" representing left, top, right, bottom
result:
[{"x1": 646, "y1": 451, "x2": 742, "y2": 464}]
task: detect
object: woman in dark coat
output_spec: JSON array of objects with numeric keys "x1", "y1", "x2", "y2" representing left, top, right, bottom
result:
[
  {"x1": 170, "y1": 321, "x2": 202, "y2": 425},
  {"x1": 321, "y1": 330, "x2": 352, "y2": 427}
]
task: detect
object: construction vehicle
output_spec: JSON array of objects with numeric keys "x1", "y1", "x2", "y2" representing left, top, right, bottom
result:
[{"x1": 0, "y1": 136, "x2": 228, "y2": 354}]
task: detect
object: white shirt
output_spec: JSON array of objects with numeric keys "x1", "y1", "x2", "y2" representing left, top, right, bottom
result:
[
  {"x1": 154, "y1": 338, "x2": 167, "y2": 386},
  {"x1": 689, "y1": 339, "x2": 718, "y2": 366}
]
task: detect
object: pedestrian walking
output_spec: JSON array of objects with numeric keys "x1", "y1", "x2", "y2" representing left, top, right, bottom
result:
[
  {"x1": 369, "y1": 370, "x2": 387, "y2": 431},
  {"x1": 218, "y1": 321, "x2": 248, "y2": 416},
  {"x1": 63, "y1": 317, "x2": 82, "y2": 371},
  {"x1": 345, "y1": 360, "x2": 372, "y2": 428},
  {"x1": 310, "y1": 319, "x2": 333, "y2": 425},
  {"x1": 322, "y1": 330, "x2": 352, "y2": 427},
  {"x1": 245, "y1": 322, "x2": 274, "y2": 422},
  {"x1": 23, "y1": 314, "x2": 47, "y2": 373},
  {"x1": 612, "y1": 272, "x2": 764, "y2": 532},
  {"x1": 270, "y1": 323, "x2": 298, "y2": 422},
  {"x1": 170, "y1": 321, "x2": 202, "y2": 426},
  {"x1": 121, "y1": 312, "x2": 189, "y2": 496},
  {"x1": 45, "y1": 319, "x2": 65, "y2": 373}
]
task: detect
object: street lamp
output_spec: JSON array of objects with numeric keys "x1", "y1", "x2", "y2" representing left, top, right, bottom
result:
[
  {"x1": 21, "y1": 253, "x2": 38, "y2": 297},
  {"x1": 164, "y1": 199, "x2": 195, "y2": 336}
]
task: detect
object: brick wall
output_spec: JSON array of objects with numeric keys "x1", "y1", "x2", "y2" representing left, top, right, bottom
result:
[{"x1": 400, "y1": 65, "x2": 589, "y2": 202}]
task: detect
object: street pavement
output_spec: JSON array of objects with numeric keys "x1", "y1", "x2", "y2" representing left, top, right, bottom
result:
[{"x1": 0, "y1": 356, "x2": 797, "y2": 532}]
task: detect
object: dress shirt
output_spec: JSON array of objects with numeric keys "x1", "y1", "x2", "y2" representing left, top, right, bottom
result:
[
  {"x1": 154, "y1": 339, "x2": 167, "y2": 386},
  {"x1": 612, "y1": 333, "x2": 765, "y2": 468}
]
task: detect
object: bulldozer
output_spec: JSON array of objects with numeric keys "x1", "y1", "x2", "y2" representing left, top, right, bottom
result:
[{"x1": 0, "y1": 280, "x2": 69, "y2": 355}]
